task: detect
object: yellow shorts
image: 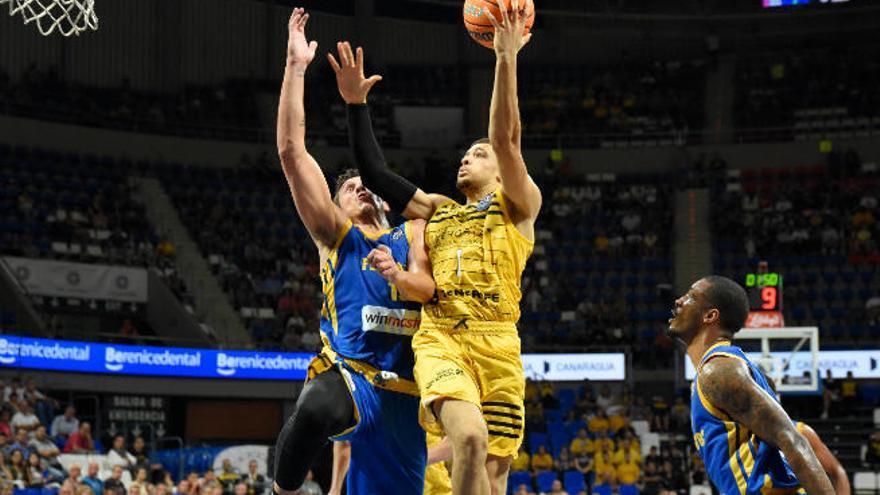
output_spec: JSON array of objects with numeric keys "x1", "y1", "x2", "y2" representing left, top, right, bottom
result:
[{"x1": 413, "y1": 320, "x2": 525, "y2": 458}]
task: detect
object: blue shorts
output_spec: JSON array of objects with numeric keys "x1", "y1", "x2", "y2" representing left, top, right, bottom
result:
[{"x1": 334, "y1": 363, "x2": 426, "y2": 495}]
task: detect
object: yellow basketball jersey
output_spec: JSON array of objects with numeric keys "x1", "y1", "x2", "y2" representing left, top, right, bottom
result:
[{"x1": 422, "y1": 189, "x2": 533, "y2": 328}]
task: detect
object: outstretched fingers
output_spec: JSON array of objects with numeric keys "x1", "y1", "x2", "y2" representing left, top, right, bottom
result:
[{"x1": 327, "y1": 52, "x2": 342, "y2": 73}]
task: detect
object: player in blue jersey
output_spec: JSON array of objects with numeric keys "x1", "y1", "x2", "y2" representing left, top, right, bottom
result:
[
  {"x1": 667, "y1": 276, "x2": 834, "y2": 495},
  {"x1": 272, "y1": 9, "x2": 435, "y2": 494}
]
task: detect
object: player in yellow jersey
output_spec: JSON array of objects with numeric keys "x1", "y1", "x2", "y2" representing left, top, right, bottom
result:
[{"x1": 327, "y1": 2, "x2": 539, "y2": 493}]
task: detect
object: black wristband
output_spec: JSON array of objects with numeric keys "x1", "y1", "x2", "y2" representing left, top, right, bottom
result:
[{"x1": 347, "y1": 104, "x2": 418, "y2": 214}]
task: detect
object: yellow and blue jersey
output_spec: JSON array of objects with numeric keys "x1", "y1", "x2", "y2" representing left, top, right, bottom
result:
[
  {"x1": 692, "y1": 341, "x2": 803, "y2": 495},
  {"x1": 319, "y1": 219, "x2": 422, "y2": 380}
]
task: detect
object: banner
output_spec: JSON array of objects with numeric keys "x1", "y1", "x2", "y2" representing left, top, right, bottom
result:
[
  {"x1": 0, "y1": 336, "x2": 311, "y2": 381},
  {"x1": 684, "y1": 349, "x2": 880, "y2": 380},
  {"x1": 521, "y1": 353, "x2": 626, "y2": 381},
  {"x1": 0, "y1": 335, "x2": 627, "y2": 382},
  {"x1": 393, "y1": 106, "x2": 464, "y2": 148},
  {"x1": 3, "y1": 257, "x2": 147, "y2": 302}
]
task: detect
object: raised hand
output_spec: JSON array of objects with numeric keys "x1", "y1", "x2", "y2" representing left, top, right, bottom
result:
[
  {"x1": 327, "y1": 41, "x2": 383, "y2": 105},
  {"x1": 286, "y1": 8, "x2": 318, "y2": 68},
  {"x1": 486, "y1": 0, "x2": 532, "y2": 57}
]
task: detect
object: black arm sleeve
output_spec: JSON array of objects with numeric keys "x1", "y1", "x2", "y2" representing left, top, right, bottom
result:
[{"x1": 347, "y1": 104, "x2": 418, "y2": 214}]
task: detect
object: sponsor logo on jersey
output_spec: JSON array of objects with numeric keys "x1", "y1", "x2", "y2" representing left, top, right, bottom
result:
[{"x1": 362, "y1": 305, "x2": 421, "y2": 335}]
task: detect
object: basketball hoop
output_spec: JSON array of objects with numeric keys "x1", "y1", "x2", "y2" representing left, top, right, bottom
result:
[{"x1": 1, "y1": 0, "x2": 98, "y2": 36}]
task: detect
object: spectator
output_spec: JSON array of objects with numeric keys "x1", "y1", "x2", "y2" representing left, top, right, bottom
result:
[
  {"x1": 615, "y1": 451, "x2": 640, "y2": 485},
  {"x1": 0, "y1": 451, "x2": 11, "y2": 483},
  {"x1": 572, "y1": 445, "x2": 593, "y2": 487},
  {"x1": 867, "y1": 431, "x2": 880, "y2": 467},
  {"x1": 28, "y1": 426, "x2": 60, "y2": 462},
  {"x1": 593, "y1": 432, "x2": 614, "y2": 454},
  {"x1": 104, "y1": 466, "x2": 127, "y2": 495},
  {"x1": 510, "y1": 446, "x2": 531, "y2": 473},
  {"x1": 570, "y1": 429, "x2": 593, "y2": 457},
  {"x1": 66, "y1": 464, "x2": 82, "y2": 487},
  {"x1": 532, "y1": 445, "x2": 554, "y2": 473},
  {"x1": 587, "y1": 409, "x2": 610, "y2": 436},
  {"x1": 650, "y1": 396, "x2": 670, "y2": 431},
  {"x1": 26, "y1": 452, "x2": 45, "y2": 488},
  {"x1": 129, "y1": 437, "x2": 150, "y2": 473},
  {"x1": 217, "y1": 459, "x2": 239, "y2": 493},
  {"x1": 23, "y1": 379, "x2": 57, "y2": 427},
  {"x1": 8, "y1": 448, "x2": 30, "y2": 486},
  {"x1": 130, "y1": 468, "x2": 151, "y2": 495},
  {"x1": 106, "y1": 436, "x2": 136, "y2": 470},
  {"x1": 233, "y1": 483, "x2": 247, "y2": 495},
  {"x1": 640, "y1": 462, "x2": 663, "y2": 495},
  {"x1": 545, "y1": 479, "x2": 569, "y2": 495},
  {"x1": 6, "y1": 429, "x2": 33, "y2": 457},
  {"x1": 821, "y1": 369, "x2": 841, "y2": 419},
  {"x1": 240, "y1": 460, "x2": 265, "y2": 495},
  {"x1": 670, "y1": 396, "x2": 690, "y2": 433},
  {"x1": 64, "y1": 422, "x2": 94, "y2": 453},
  {"x1": 840, "y1": 371, "x2": 858, "y2": 409},
  {"x1": 514, "y1": 484, "x2": 536, "y2": 495},
  {"x1": 0, "y1": 410, "x2": 11, "y2": 438},
  {"x1": 298, "y1": 470, "x2": 321, "y2": 495},
  {"x1": 82, "y1": 463, "x2": 103, "y2": 495},
  {"x1": 867, "y1": 294, "x2": 880, "y2": 324},
  {"x1": 592, "y1": 472, "x2": 613, "y2": 495},
  {"x1": 660, "y1": 460, "x2": 688, "y2": 493},
  {"x1": 174, "y1": 480, "x2": 190, "y2": 495},
  {"x1": 555, "y1": 447, "x2": 574, "y2": 473},
  {"x1": 200, "y1": 469, "x2": 218, "y2": 490},
  {"x1": 612, "y1": 438, "x2": 641, "y2": 465},
  {"x1": 11, "y1": 404, "x2": 41, "y2": 436},
  {"x1": 595, "y1": 385, "x2": 615, "y2": 413},
  {"x1": 644, "y1": 446, "x2": 660, "y2": 467},
  {"x1": 51, "y1": 406, "x2": 79, "y2": 439}
]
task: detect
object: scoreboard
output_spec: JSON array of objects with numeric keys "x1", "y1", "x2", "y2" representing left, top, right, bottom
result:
[{"x1": 745, "y1": 271, "x2": 783, "y2": 311}]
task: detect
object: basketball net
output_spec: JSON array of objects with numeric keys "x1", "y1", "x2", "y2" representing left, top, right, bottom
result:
[{"x1": 1, "y1": 0, "x2": 98, "y2": 36}]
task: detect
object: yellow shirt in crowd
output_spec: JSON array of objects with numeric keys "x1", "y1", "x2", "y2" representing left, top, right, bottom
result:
[
  {"x1": 611, "y1": 448, "x2": 642, "y2": 466},
  {"x1": 570, "y1": 437, "x2": 594, "y2": 455},
  {"x1": 511, "y1": 452, "x2": 530, "y2": 472},
  {"x1": 588, "y1": 416, "x2": 610, "y2": 434},
  {"x1": 616, "y1": 461, "x2": 641, "y2": 485},
  {"x1": 532, "y1": 452, "x2": 554, "y2": 472}
]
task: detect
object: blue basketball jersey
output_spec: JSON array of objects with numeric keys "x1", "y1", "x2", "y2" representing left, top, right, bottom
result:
[
  {"x1": 319, "y1": 220, "x2": 422, "y2": 381},
  {"x1": 691, "y1": 341, "x2": 803, "y2": 495}
]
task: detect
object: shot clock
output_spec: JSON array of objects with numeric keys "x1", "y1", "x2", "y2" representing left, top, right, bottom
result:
[{"x1": 745, "y1": 271, "x2": 783, "y2": 311}]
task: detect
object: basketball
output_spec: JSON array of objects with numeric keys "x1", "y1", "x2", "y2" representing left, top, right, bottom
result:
[{"x1": 463, "y1": 0, "x2": 535, "y2": 49}]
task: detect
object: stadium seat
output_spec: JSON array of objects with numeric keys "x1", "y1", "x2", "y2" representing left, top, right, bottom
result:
[
  {"x1": 631, "y1": 420, "x2": 650, "y2": 438},
  {"x1": 689, "y1": 486, "x2": 713, "y2": 495},
  {"x1": 853, "y1": 472, "x2": 877, "y2": 494},
  {"x1": 536, "y1": 471, "x2": 557, "y2": 493},
  {"x1": 508, "y1": 471, "x2": 532, "y2": 494},
  {"x1": 529, "y1": 433, "x2": 549, "y2": 454},
  {"x1": 564, "y1": 470, "x2": 586, "y2": 494},
  {"x1": 620, "y1": 484, "x2": 640, "y2": 495},
  {"x1": 545, "y1": 409, "x2": 563, "y2": 423},
  {"x1": 640, "y1": 432, "x2": 660, "y2": 456}
]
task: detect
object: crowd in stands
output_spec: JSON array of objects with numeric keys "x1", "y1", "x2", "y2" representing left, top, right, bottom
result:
[
  {"x1": 734, "y1": 46, "x2": 880, "y2": 139},
  {"x1": 0, "y1": 376, "x2": 269, "y2": 495},
  {"x1": 519, "y1": 59, "x2": 704, "y2": 148},
  {"x1": 0, "y1": 64, "x2": 263, "y2": 143},
  {"x1": 0, "y1": 145, "x2": 197, "y2": 341},
  {"x1": 712, "y1": 150, "x2": 880, "y2": 342},
  {"x1": 509, "y1": 380, "x2": 704, "y2": 495}
]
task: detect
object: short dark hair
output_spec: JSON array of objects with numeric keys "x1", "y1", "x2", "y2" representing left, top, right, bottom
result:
[
  {"x1": 470, "y1": 137, "x2": 490, "y2": 147},
  {"x1": 333, "y1": 168, "x2": 360, "y2": 204},
  {"x1": 701, "y1": 276, "x2": 749, "y2": 335}
]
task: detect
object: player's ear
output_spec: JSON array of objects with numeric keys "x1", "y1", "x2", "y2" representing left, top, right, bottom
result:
[{"x1": 703, "y1": 308, "x2": 720, "y2": 326}]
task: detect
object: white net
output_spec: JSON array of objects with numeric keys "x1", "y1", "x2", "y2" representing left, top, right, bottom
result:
[{"x1": 1, "y1": 0, "x2": 97, "y2": 36}]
